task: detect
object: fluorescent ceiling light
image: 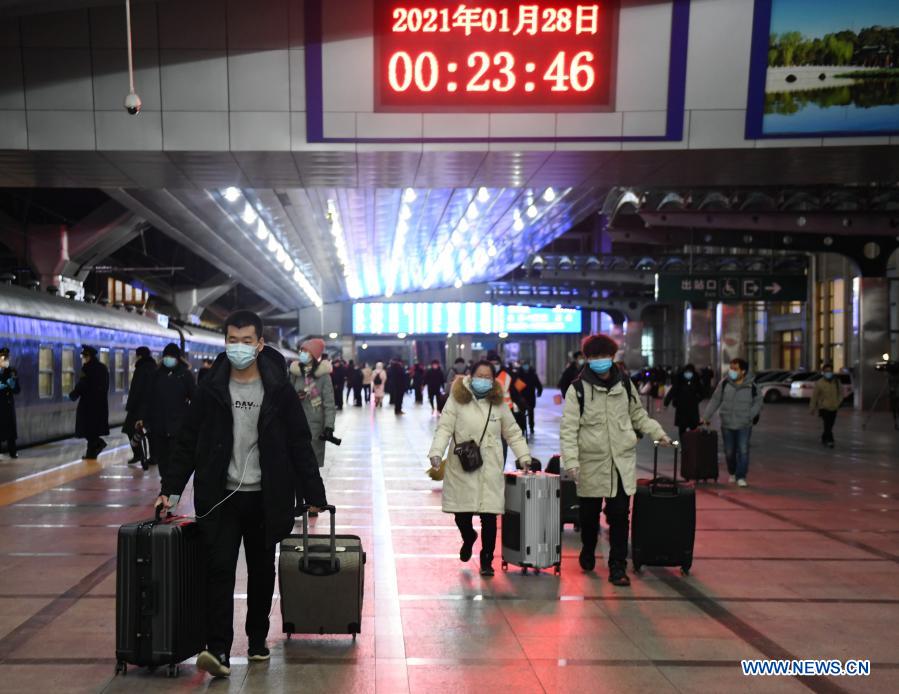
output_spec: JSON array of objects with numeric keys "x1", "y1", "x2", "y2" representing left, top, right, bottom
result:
[
  {"x1": 223, "y1": 187, "x2": 241, "y2": 203},
  {"x1": 242, "y1": 203, "x2": 258, "y2": 224}
]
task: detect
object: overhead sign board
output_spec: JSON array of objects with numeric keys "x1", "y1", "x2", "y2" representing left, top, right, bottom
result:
[
  {"x1": 657, "y1": 274, "x2": 808, "y2": 302},
  {"x1": 374, "y1": 1, "x2": 619, "y2": 111},
  {"x1": 352, "y1": 302, "x2": 582, "y2": 334}
]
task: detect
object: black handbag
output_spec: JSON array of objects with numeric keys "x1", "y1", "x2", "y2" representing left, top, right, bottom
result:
[{"x1": 453, "y1": 404, "x2": 492, "y2": 473}]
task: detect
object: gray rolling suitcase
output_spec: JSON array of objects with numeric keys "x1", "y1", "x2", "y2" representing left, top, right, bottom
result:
[
  {"x1": 501, "y1": 471, "x2": 562, "y2": 575},
  {"x1": 278, "y1": 505, "x2": 365, "y2": 639}
]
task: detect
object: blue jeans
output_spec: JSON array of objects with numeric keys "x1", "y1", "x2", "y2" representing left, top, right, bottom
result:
[{"x1": 721, "y1": 427, "x2": 752, "y2": 480}]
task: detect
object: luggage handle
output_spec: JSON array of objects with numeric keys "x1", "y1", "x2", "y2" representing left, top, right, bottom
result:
[
  {"x1": 299, "y1": 504, "x2": 338, "y2": 573},
  {"x1": 652, "y1": 440, "x2": 681, "y2": 483}
]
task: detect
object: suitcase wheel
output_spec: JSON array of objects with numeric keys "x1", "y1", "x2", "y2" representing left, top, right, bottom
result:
[
  {"x1": 286, "y1": 633, "x2": 293, "y2": 640},
  {"x1": 681, "y1": 565, "x2": 691, "y2": 577},
  {"x1": 521, "y1": 567, "x2": 528, "y2": 575},
  {"x1": 501, "y1": 561, "x2": 508, "y2": 572},
  {"x1": 352, "y1": 633, "x2": 357, "y2": 642},
  {"x1": 633, "y1": 563, "x2": 643, "y2": 574},
  {"x1": 114, "y1": 661, "x2": 126, "y2": 676},
  {"x1": 554, "y1": 564, "x2": 561, "y2": 576},
  {"x1": 167, "y1": 665, "x2": 180, "y2": 678}
]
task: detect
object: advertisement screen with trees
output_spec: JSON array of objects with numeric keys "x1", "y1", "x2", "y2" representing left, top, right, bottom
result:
[{"x1": 746, "y1": 0, "x2": 899, "y2": 137}]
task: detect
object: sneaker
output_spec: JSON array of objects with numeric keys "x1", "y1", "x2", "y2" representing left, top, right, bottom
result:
[
  {"x1": 479, "y1": 552, "x2": 494, "y2": 577},
  {"x1": 248, "y1": 644, "x2": 271, "y2": 662},
  {"x1": 728, "y1": 474, "x2": 736, "y2": 483},
  {"x1": 736, "y1": 478, "x2": 748, "y2": 487},
  {"x1": 196, "y1": 650, "x2": 231, "y2": 678},
  {"x1": 579, "y1": 548, "x2": 596, "y2": 572},
  {"x1": 608, "y1": 562, "x2": 631, "y2": 587},
  {"x1": 459, "y1": 532, "x2": 478, "y2": 562}
]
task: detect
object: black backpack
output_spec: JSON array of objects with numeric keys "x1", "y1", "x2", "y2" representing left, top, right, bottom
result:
[{"x1": 374, "y1": 373, "x2": 383, "y2": 386}]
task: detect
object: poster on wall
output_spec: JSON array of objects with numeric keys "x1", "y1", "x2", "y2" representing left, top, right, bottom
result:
[{"x1": 746, "y1": 0, "x2": 899, "y2": 138}]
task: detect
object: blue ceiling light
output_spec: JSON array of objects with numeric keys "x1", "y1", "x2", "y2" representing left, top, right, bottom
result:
[{"x1": 217, "y1": 188, "x2": 322, "y2": 307}]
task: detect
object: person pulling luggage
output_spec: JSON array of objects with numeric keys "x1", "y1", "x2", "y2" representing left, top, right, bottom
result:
[
  {"x1": 559, "y1": 334, "x2": 672, "y2": 586},
  {"x1": 428, "y1": 360, "x2": 532, "y2": 577},
  {"x1": 155, "y1": 310, "x2": 327, "y2": 679},
  {"x1": 664, "y1": 363, "x2": 703, "y2": 442},
  {"x1": 701, "y1": 358, "x2": 762, "y2": 487},
  {"x1": 809, "y1": 363, "x2": 841, "y2": 448},
  {"x1": 123, "y1": 346, "x2": 156, "y2": 466},
  {"x1": 289, "y1": 338, "x2": 336, "y2": 470}
]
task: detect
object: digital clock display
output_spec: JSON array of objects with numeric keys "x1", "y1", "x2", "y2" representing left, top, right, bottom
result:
[{"x1": 374, "y1": 0, "x2": 619, "y2": 111}]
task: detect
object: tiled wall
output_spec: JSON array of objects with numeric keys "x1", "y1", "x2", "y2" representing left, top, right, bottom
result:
[{"x1": 0, "y1": 0, "x2": 894, "y2": 152}]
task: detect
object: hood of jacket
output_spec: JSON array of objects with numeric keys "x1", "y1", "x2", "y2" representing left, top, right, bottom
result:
[
  {"x1": 452, "y1": 375, "x2": 504, "y2": 406},
  {"x1": 289, "y1": 357, "x2": 332, "y2": 379}
]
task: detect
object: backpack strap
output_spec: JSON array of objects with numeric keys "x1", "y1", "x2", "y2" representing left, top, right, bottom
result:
[{"x1": 573, "y1": 379, "x2": 585, "y2": 417}]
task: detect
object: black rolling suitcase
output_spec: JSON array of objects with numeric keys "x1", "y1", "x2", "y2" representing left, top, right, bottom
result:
[
  {"x1": 115, "y1": 509, "x2": 206, "y2": 677},
  {"x1": 631, "y1": 441, "x2": 695, "y2": 575},
  {"x1": 547, "y1": 455, "x2": 579, "y2": 529},
  {"x1": 279, "y1": 505, "x2": 365, "y2": 639},
  {"x1": 680, "y1": 428, "x2": 718, "y2": 482}
]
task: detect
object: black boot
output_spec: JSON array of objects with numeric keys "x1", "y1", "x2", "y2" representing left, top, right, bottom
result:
[
  {"x1": 459, "y1": 531, "x2": 478, "y2": 562},
  {"x1": 479, "y1": 550, "x2": 494, "y2": 577},
  {"x1": 608, "y1": 560, "x2": 631, "y2": 587},
  {"x1": 579, "y1": 546, "x2": 596, "y2": 572}
]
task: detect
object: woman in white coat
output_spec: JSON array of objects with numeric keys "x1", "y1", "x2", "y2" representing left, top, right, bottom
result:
[
  {"x1": 428, "y1": 360, "x2": 532, "y2": 576},
  {"x1": 371, "y1": 362, "x2": 387, "y2": 408}
]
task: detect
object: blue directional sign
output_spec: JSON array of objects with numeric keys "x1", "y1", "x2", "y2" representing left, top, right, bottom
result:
[{"x1": 352, "y1": 302, "x2": 582, "y2": 334}]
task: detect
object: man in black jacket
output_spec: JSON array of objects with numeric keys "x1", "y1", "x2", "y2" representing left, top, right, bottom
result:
[
  {"x1": 0, "y1": 347, "x2": 21, "y2": 458},
  {"x1": 138, "y1": 343, "x2": 196, "y2": 478},
  {"x1": 517, "y1": 361, "x2": 544, "y2": 439},
  {"x1": 69, "y1": 345, "x2": 109, "y2": 458},
  {"x1": 558, "y1": 351, "x2": 585, "y2": 398},
  {"x1": 123, "y1": 346, "x2": 156, "y2": 465},
  {"x1": 424, "y1": 359, "x2": 445, "y2": 411},
  {"x1": 387, "y1": 358, "x2": 408, "y2": 415},
  {"x1": 155, "y1": 310, "x2": 327, "y2": 679}
]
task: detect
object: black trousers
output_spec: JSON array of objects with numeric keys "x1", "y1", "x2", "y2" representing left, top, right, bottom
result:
[
  {"x1": 150, "y1": 432, "x2": 174, "y2": 477},
  {"x1": 820, "y1": 409, "x2": 837, "y2": 443},
  {"x1": 203, "y1": 491, "x2": 276, "y2": 656},
  {"x1": 427, "y1": 386, "x2": 441, "y2": 409},
  {"x1": 414, "y1": 385, "x2": 424, "y2": 404},
  {"x1": 333, "y1": 385, "x2": 344, "y2": 409},
  {"x1": 84, "y1": 437, "x2": 105, "y2": 457},
  {"x1": 513, "y1": 410, "x2": 527, "y2": 438},
  {"x1": 578, "y1": 477, "x2": 630, "y2": 566},
  {"x1": 526, "y1": 407, "x2": 536, "y2": 435},
  {"x1": 453, "y1": 513, "x2": 498, "y2": 559},
  {"x1": 0, "y1": 437, "x2": 15, "y2": 456},
  {"x1": 353, "y1": 385, "x2": 363, "y2": 406},
  {"x1": 393, "y1": 391, "x2": 405, "y2": 414},
  {"x1": 363, "y1": 384, "x2": 371, "y2": 403}
]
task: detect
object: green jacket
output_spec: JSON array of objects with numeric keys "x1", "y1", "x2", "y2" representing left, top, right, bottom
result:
[{"x1": 810, "y1": 377, "x2": 841, "y2": 412}]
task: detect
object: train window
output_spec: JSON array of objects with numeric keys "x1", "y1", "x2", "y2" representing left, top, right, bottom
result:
[
  {"x1": 114, "y1": 350, "x2": 125, "y2": 391},
  {"x1": 98, "y1": 348, "x2": 110, "y2": 368},
  {"x1": 61, "y1": 348, "x2": 76, "y2": 393},
  {"x1": 38, "y1": 346, "x2": 55, "y2": 398}
]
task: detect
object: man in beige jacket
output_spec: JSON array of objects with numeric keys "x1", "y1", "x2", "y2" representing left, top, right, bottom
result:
[
  {"x1": 809, "y1": 363, "x2": 842, "y2": 448},
  {"x1": 560, "y1": 334, "x2": 672, "y2": 586}
]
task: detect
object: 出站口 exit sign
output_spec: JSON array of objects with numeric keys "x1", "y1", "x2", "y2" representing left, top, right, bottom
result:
[{"x1": 657, "y1": 274, "x2": 808, "y2": 303}]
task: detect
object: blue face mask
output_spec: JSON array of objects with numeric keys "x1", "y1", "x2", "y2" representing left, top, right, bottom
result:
[
  {"x1": 226, "y1": 343, "x2": 259, "y2": 371},
  {"x1": 728, "y1": 369, "x2": 740, "y2": 381},
  {"x1": 298, "y1": 351, "x2": 311, "y2": 365},
  {"x1": 683, "y1": 371, "x2": 694, "y2": 381},
  {"x1": 588, "y1": 358, "x2": 613, "y2": 374},
  {"x1": 521, "y1": 364, "x2": 530, "y2": 372},
  {"x1": 471, "y1": 377, "x2": 493, "y2": 397},
  {"x1": 823, "y1": 372, "x2": 834, "y2": 380},
  {"x1": 162, "y1": 356, "x2": 178, "y2": 369}
]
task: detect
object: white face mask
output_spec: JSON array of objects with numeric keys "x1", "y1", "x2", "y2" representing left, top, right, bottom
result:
[{"x1": 0, "y1": 358, "x2": 8, "y2": 369}]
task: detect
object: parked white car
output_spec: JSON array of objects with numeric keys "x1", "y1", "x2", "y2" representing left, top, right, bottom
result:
[
  {"x1": 759, "y1": 370, "x2": 816, "y2": 403},
  {"x1": 789, "y1": 372, "x2": 853, "y2": 404}
]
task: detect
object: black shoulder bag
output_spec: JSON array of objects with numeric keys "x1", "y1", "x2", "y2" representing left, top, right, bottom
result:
[{"x1": 453, "y1": 403, "x2": 492, "y2": 473}]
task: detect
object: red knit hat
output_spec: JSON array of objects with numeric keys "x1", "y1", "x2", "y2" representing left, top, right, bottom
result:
[{"x1": 301, "y1": 338, "x2": 325, "y2": 361}]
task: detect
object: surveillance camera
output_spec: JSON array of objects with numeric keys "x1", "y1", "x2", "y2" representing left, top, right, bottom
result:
[{"x1": 124, "y1": 92, "x2": 142, "y2": 115}]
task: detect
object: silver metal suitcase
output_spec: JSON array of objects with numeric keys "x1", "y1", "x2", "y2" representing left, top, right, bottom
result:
[
  {"x1": 501, "y1": 472, "x2": 562, "y2": 575},
  {"x1": 278, "y1": 505, "x2": 365, "y2": 639}
]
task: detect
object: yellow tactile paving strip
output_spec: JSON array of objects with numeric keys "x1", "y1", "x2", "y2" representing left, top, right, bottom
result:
[{"x1": 0, "y1": 457, "x2": 113, "y2": 507}]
